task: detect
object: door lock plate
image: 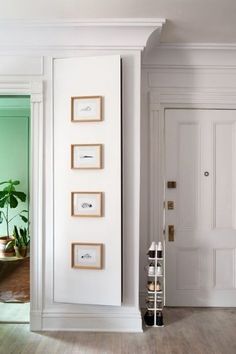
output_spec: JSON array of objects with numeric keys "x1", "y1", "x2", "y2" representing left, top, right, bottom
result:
[
  {"x1": 167, "y1": 181, "x2": 177, "y2": 188},
  {"x1": 167, "y1": 201, "x2": 174, "y2": 210},
  {"x1": 168, "y1": 225, "x2": 175, "y2": 242}
]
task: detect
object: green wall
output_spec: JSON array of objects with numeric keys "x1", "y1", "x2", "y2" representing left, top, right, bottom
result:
[{"x1": 0, "y1": 96, "x2": 30, "y2": 236}]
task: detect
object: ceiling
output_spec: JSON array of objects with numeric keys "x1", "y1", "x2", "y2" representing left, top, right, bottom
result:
[{"x1": 0, "y1": 0, "x2": 235, "y2": 43}]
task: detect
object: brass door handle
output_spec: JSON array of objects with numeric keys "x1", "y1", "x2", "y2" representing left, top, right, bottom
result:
[{"x1": 168, "y1": 225, "x2": 175, "y2": 242}]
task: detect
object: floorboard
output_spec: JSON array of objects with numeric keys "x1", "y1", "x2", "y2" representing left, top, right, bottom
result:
[{"x1": 0, "y1": 308, "x2": 236, "y2": 354}]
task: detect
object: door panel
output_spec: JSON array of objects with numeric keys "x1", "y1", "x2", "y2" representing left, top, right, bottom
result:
[
  {"x1": 214, "y1": 122, "x2": 235, "y2": 229},
  {"x1": 165, "y1": 109, "x2": 236, "y2": 306}
]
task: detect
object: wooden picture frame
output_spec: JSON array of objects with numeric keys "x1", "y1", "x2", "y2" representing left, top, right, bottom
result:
[
  {"x1": 71, "y1": 243, "x2": 103, "y2": 269},
  {"x1": 71, "y1": 144, "x2": 103, "y2": 169},
  {"x1": 71, "y1": 192, "x2": 103, "y2": 217},
  {"x1": 71, "y1": 96, "x2": 102, "y2": 122}
]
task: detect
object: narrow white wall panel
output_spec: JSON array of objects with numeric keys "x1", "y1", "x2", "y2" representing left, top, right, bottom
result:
[{"x1": 53, "y1": 55, "x2": 121, "y2": 306}]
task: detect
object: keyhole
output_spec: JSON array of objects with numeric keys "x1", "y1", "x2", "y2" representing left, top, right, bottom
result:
[{"x1": 204, "y1": 171, "x2": 209, "y2": 177}]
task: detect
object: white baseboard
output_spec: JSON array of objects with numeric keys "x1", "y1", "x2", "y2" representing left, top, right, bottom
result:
[
  {"x1": 31, "y1": 310, "x2": 143, "y2": 332},
  {"x1": 30, "y1": 310, "x2": 43, "y2": 331}
]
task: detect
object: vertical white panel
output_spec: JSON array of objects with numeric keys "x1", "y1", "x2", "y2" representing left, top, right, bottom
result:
[
  {"x1": 53, "y1": 56, "x2": 121, "y2": 306},
  {"x1": 199, "y1": 249, "x2": 214, "y2": 288},
  {"x1": 214, "y1": 123, "x2": 234, "y2": 228},
  {"x1": 176, "y1": 248, "x2": 200, "y2": 289},
  {"x1": 214, "y1": 249, "x2": 235, "y2": 289},
  {"x1": 178, "y1": 123, "x2": 200, "y2": 230}
]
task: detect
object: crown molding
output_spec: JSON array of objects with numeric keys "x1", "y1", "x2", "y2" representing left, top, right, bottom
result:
[
  {"x1": 158, "y1": 43, "x2": 236, "y2": 50},
  {"x1": 0, "y1": 18, "x2": 166, "y2": 27},
  {"x1": 0, "y1": 18, "x2": 166, "y2": 51},
  {"x1": 142, "y1": 64, "x2": 236, "y2": 71}
]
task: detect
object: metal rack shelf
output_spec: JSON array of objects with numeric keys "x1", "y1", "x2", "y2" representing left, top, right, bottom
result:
[{"x1": 144, "y1": 243, "x2": 164, "y2": 327}]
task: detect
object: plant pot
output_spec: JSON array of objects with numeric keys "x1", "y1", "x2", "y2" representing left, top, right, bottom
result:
[
  {"x1": 0, "y1": 236, "x2": 15, "y2": 257},
  {"x1": 14, "y1": 245, "x2": 27, "y2": 258}
]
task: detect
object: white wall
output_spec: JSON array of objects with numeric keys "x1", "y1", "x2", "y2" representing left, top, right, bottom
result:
[
  {"x1": 140, "y1": 45, "x2": 236, "y2": 306},
  {"x1": 0, "y1": 19, "x2": 165, "y2": 332}
]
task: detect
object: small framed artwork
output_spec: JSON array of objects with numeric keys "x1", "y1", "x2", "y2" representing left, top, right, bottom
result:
[
  {"x1": 71, "y1": 243, "x2": 103, "y2": 269},
  {"x1": 71, "y1": 192, "x2": 103, "y2": 217},
  {"x1": 71, "y1": 96, "x2": 102, "y2": 122},
  {"x1": 71, "y1": 144, "x2": 103, "y2": 169}
]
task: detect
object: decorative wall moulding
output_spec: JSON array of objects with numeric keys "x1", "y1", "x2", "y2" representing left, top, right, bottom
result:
[
  {"x1": 158, "y1": 43, "x2": 236, "y2": 50},
  {"x1": 0, "y1": 18, "x2": 166, "y2": 50},
  {"x1": 142, "y1": 43, "x2": 236, "y2": 68}
]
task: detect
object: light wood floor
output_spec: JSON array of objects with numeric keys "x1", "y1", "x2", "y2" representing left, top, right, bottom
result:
[{"x1": 0, "y1": 308, "x2": 236, "y2": 354}]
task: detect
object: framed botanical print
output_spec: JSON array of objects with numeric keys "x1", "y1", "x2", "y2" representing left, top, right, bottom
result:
[
  {"x1": 71, "y1": 96, "x2": 102, "y2": 122},
  {"x1": 71, "y1": 243, "x2": 103, "y2": 269},
  {"x1": 71, "y1": 144, "x2": 103, "y2": 169},
  {"x1": 71, "y1": 192, "x2": 103, "y2": 217}
]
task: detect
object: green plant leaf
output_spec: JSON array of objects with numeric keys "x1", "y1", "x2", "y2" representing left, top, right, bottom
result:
[
  {"x1": 0, "y1": 191, "x2": 8, "y2": 198},
  {"x1": 20, "y1": 228, "x2": 28, "y2": 246},
  {"x1": 9, "y1": 195, "x2": 18, "y2": 208},
  {"x1": 4, "y1": 184, "x2": 15, "y2": 192},
  {"x1": 12, "y1": 191, "x2": 26, "y2": 202},
  {"x1": 20, "y1": 215, "x2": 28, "y2": 223},
  {"x1": 0, "y1": 181, "x2": 10, "y2": 185},
  {"x1": 0, "y1": 196, "x2": 8, "y2": 208},
  {"x1": 13, "y1": 226, "x2": 22, "y2": 246},
  {"x1": 12, "y1": 181, "x2": 20, "y2": 185}
]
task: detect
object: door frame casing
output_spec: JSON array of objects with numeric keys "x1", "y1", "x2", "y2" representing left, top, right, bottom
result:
[
  {"x1": 148, "y1": 88, "x2": 236, "y2": 306},
  {"x1": 0, "y1": 81, "x2": 43, "y2": 329}
]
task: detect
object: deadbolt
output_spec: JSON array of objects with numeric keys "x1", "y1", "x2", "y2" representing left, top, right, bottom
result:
[
  {"x1": 167, "y1": 181, "x2": 177, "y2": 189},
  {"x1": 168, "y1": 225, "x2": 175, "y2": 242},
  {"x1": 167, "y1": 201, "x2": 174, "y2": 210}
]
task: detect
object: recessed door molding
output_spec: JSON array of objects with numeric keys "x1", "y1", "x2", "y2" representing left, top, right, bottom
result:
[
  {"x1": 148, "y1": 87, "x2": 236, "y2": 306},
  {"x1": 0, "y1": 80, "x2": 43, "y2": 330}
]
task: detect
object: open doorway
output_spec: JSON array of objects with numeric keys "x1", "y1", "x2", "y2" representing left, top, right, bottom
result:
[{"x1": 0, "y1": 96, "x2": 30, "y2": 323}]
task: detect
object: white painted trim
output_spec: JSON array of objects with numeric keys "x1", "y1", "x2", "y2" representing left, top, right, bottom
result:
[
  {"x1": 149, "y1": 89, "x2": 236, "y2": 106},
  {"x1": 30, "y1": 86, "x2": 44, "y2": 331},
  {"x1": 158, "y1": 43, "x2": 236, "y2": 51},
  {"x1": 0, "y1": 18, "x2": 165, "y2": 51},
  {"x1": 0, "y1": 18, "x2": 166, "y2": 27},
  {"x1": 0, "y1": 80, "x2": 44, "y2": 330},
  {"x1": 42, "y1": 311, "x2": 142, "y2": 332},
  {"x1": 142, "y1": 64, "x2": 236, "y2": 71}
]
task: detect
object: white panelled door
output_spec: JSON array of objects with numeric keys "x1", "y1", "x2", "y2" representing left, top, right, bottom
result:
[{"x1": 165, "y1": 109, "x2": 236, "y2": 306}]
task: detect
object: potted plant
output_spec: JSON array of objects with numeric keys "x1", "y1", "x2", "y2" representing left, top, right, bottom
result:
[
  {"x1": 0, "y1": 180, "x2": 28, "y2": 257},
  {"x1": 6, "y1": 225, "x2": 30, "y2": 258}
]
